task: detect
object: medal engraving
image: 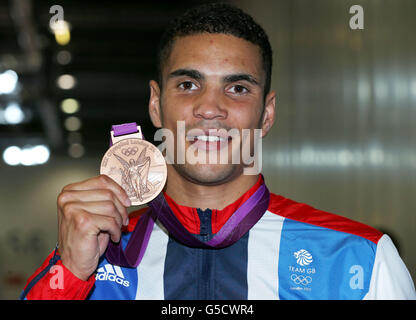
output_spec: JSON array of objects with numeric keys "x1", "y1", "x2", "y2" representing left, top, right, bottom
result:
[{"x1": 100, "y1": 138, "x2": 167, "y2": 206}]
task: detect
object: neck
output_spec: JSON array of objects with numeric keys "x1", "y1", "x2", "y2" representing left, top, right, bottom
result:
[{"x1": 164, "y1": 166, "x2": 259, "y2": 210}]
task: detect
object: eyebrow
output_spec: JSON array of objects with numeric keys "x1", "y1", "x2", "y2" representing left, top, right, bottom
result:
[
  {"x1": 223, "y1": 74, "x2": 260, "y2": 86},
  {"x1": 168, "y1": 69, "x2": 205, "y2": 80},
  {"x1": 168, "y1": 68, "x2": 260, "y2": 86}
]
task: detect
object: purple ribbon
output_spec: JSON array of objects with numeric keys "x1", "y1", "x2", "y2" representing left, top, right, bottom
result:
[
  {"x1": 105, "y1": 123, "x2": 270, "y2": 268},
  {"x1": 112, "y1": 122, "x2": 138, "y2": 137}
]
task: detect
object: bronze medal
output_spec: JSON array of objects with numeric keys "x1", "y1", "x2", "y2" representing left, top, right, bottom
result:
[{"x1": 100, "y1": 136, "x2": 167, "y2": 206}]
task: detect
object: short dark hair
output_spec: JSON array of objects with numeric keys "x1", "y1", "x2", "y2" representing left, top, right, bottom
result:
[{"x1": 157, "y1": 2, "x2": 273, "y2": 97}]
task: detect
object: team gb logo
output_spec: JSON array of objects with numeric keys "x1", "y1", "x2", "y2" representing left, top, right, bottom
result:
[{"x1": 293, "y1": 249, "x2": 313, "y2": 266}]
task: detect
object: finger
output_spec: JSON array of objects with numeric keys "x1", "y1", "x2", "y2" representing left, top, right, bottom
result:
[
  {"x1": 58, "y1": 189, "x2": 129, "y2": 225},
  {"x1": 64, "y1": 201, "x2": 124, "y2": 229},
  {"x1": 63, "y1": 175, "x2": 131, "y2": 207},
  {"x1": 88, "y1": 213, "x2": 122, "y2": 243}
]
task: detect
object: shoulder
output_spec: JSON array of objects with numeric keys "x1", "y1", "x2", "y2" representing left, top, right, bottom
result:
[
  {"x1": 365, "y1": 234, "x2": 416, "y2": 299},
  {"x1": 267, "y1": 192, "x2": 383, "y2": 245}
]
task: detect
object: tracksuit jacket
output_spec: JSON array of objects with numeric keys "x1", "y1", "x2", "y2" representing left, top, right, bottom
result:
[{"x1": 20, "y1": 176, "x2": 416, "y2": 300}]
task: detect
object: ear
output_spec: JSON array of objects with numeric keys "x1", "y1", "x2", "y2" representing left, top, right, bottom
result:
[
  {"x1": 260, "y1": 90, "x2": 276, "y2": 137},
  {"x1": 148, "y1": 80, "x2": 163, "y2": 128}
]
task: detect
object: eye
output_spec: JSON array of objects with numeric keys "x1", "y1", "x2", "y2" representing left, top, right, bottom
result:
[
  {"x1": 178, "y1": 81, "x2": 198, "y2": 91},
  {"x1": 228, "y1": 84, "x2": 249, "y2": 95}
]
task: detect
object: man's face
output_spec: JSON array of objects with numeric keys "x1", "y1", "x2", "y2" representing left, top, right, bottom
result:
[{"x1": 149, "y1": 33, "x2": 275, "y2": 185}]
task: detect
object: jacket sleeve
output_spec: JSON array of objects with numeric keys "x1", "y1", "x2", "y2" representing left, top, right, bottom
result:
[
  {"x1": 364, "y1": 234, "x2": 416, "y2": 300},
  {"x1": 20, "y1": 247, "x2": 95, "y2": 300}
]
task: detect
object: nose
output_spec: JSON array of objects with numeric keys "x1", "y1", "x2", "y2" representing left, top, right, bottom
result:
[{"x1": 192, "y1": 87, "x2": 228, "y2": 120}]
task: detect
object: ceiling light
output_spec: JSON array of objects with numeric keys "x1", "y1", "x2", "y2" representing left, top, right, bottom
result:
[
  {"x1": 2, "y1": 145, "x2": 50, "y2": 166},
  {"x1": 52, "y1": 20, "x2": 71, "y2": 46},
  {"x1": 56, "y1": 50, "x2": 72, "y2": 65},
  {"x1": 31, "y1": 145, "x2": 51, "y2": 165},
  {"x1": 64, "y1": 116, "x2": 82, "y2": 131},
  {"x1": 68, "y1": 143, "x2": 85, "y2": 158},
  {"x1": 0, "y1": 70, "x2": 18, "y2": 94},
  {"x1": 4, "y1": 103, "x2": 24, "y2": 124},
  {"x1": 3, "y1": 146, "x2": 21, "y2": 166},
  {"x1": 60, "y1": 98, "x2": 80, "y2": 114},
  {"x1": 57, "y1": 74, "x2": 76, "y2": 90}
]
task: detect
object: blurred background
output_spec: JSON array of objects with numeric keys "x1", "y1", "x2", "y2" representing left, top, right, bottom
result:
[{"x1": 0, "y1": 0, "x2": 414, "y2": 299}]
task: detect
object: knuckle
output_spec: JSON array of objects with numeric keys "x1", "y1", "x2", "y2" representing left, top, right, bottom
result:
[
  {"x1": 103, "y1": 200, "x2": 117, "y2": 212},
  {"x1": 57, "y1": 191, "x2": 68, "y2": 208},
  {"x1": 110, "y1": 216, "x2": 119, "y2": 226},
  {"x1": 62, "y1": 183, "x2": 74, "y2": 192},
  {"x1": 109, "y1": 215, "x2": 122, "y2": 229},
  {"x1": 102, "y1": 189, "x2": 115, "y2": 200},
  {"x1": 61, "y1": 202, "x2": 75, "y2": 216},
  {"x1": 73, "y1": 212, "x2": 91, "y2": 230},
  {"x1": 98, "y1": 174, "x2": 111, "y2": 185}
]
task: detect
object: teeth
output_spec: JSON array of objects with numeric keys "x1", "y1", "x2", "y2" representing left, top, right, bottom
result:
[{"x1": 196, "y1": 135, "x2": 226, "y2": 142}]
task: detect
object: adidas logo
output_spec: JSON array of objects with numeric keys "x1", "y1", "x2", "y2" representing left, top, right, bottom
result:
[{"x1": 96, "y1": 264, "x2": 130, "y2": 287}]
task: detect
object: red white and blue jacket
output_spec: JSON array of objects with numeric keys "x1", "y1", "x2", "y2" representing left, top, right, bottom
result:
[{"x1": 20, "y1": 176, "x2": 416, "y2": 300}]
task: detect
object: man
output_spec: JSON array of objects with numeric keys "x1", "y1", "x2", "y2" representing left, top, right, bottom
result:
[{"x1": 21, "y1": 3, "x2": 415, "y2": 300}]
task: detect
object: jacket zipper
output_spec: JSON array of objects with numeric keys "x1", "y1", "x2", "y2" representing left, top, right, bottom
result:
[{"x1": 197, "y1": 208, "x2": 212, "y2": 300}]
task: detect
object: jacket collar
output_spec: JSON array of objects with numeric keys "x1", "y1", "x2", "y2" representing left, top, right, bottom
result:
[{"x1": 163, "y1": 175, "x2": 264, "y2": 234}]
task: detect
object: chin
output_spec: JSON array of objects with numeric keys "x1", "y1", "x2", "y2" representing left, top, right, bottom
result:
[{"x1": 173, "y1": 163, "x2": 241, "y2": 186}]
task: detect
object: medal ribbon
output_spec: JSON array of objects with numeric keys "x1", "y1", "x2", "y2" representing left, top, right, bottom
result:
[{"x1": 105, "y1": 123, "x2": 270, "y2": 268}]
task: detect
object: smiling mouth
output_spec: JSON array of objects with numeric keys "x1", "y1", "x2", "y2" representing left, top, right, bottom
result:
[
  {"x1": 186, "y1": 131, "x2": 233, "y2": 151},
  {"x1": 189, "y1": 135, "x2": 228, "y2": 142}
]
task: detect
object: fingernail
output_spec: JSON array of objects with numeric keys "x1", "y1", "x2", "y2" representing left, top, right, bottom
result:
[{"x1": 124, "y1": 198, "x2": 131, "y2": 207}]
